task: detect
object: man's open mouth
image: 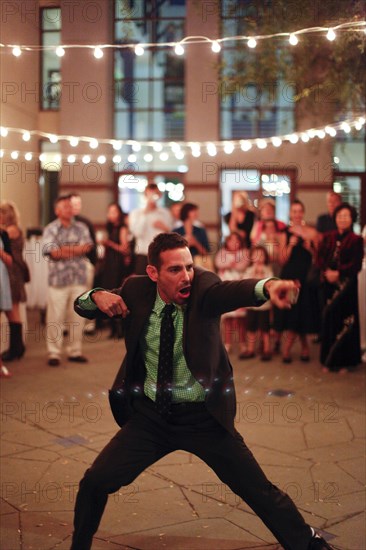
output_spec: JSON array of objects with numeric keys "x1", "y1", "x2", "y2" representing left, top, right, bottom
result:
[{"x1": 178, "y1": 286, "x2": 191, "y2": 298}]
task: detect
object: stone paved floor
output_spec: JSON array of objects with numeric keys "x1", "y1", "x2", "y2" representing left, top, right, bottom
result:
[{"x1": 1, "y1": 312, "x2": 365, "y2": 549}]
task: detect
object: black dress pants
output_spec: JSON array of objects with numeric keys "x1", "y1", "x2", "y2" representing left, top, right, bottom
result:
[{"x1": 71, "y1": 397, "x2": 312, "y2": 550}]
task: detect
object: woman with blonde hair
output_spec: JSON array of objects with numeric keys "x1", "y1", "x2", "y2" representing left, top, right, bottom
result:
[
  {"x1": 0, "y1": 201, "x2": 27, "y2": 361},
  {"x1": 223, "y1": 191, "x2": 255, "y2": 248}
]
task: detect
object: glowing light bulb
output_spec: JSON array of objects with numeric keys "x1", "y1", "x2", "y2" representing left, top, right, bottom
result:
[
  {"x1": 12, "y1": 46, "x2": 21, "y2": 57},
  {"x1": 211, "y1": 41, "x2": 221, "y2": 53},
  {"x1": 49, "y1": 134, "x2": 58, "y2": 144},
  {"x1": 113, "y1": 155, "x2": 121, "y2": 164},
  {"x1": 22, "y1": 131, "x2": 31, "y2": 141},
  {"x1": 174, "y1": 44, "x2": 184, "y2": 56},
  {"x1": 240, "y1": 140, "x2": 252, "y2": 151},
  {"x1": 134, "y1": 45, "x2": 144, "y2": 56},
  {"x1": 67, "y1": 155, "x2": 76, "y2": 163},
  {"x1": 159, "y1": 152, "x2": 169, "y2": 161},
  {"x1": 207, "y1": 143, "x2": 217, "y2": 156},
  {"x1": 289, "y1": 34, "x2": 298, "y2": 46},
  {"x1": 69, "y1": 137, "x2": 79, "y2": 147},
  {"x1": 0, "y1": 127, "x2": 8, "y2": 137},
  {"x1": 11, "y1": 151, "x2": 19, "y2": 159},
  {"x1": 112, "y1": 140, "x2": 122, "y2": 150},
  {"x1": 271, "y1": 137, "x2": 282, "y2": 147},
  {"x1": 82, "y1": 155, "x2": 91, "y2": 164},
  {"x1": 25, "y1": 152, "x2": 32, "y2": 160},
  {"x1": 97, "y1": 155, "x2": 106, "y2": 164},
  {"x1": 56, "y1": 46, "x2": 65, "y2": 57},
  {"x1": 256, "y1": 139, "x2": 267, "y2": 149},
  {"x1": 89, "y1": 139, "x2": 99, "y2": 149},
  {"x1": 326, "y1": 28, "x2": 336, "y2": 41},
  {"x1": 94, "y1": 47, "x2": 103, "y2": 59},
  {"x1": 223, "y1": 142, "x2": 234, "y2": 154},
  {"x1": 144, "y1": 153, "x2": 153, "y2": 162},
  {"x1": 247, "y1": 38, "x2": 257, "y2": 49}
]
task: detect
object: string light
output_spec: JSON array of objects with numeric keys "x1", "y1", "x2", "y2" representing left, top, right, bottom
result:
[
  {"x1": 326, "y1": 28, "x2": 336, "y2": 41},
  {"x1": 256, "y1": 139, "x2": 267, "y2": 149},
  {"x1": 69, "y1": 137, "x2": 79, "y2": 147},
  {"x1": 12, "y1": 46, "x2": 21, "y2": 57},
  {"x1": 93, "y1": 46, "x2": 103, "y2": 59},
  {"x1": 22, "y1": 131, "x2": 31, "y2": 141},
  {"x1": 134, "y1": 44, "x2": 144, "y2": 56},
  {"x1": 174, "y1": 43, "x2": 184, "y2": 56},
  {"x1": 289, "y1": 34, "x2": 299, "y2": 46},
  {"x1": 2, "y1": 20, "x2": 363, "y2": 57},
  {"x1": 240, "y1": 141, "x2": 252, "y2": 152},
  {"x1": 272, "y1": 137, "x2": 282, "y2": 147},
  {"x1": 89, "y1": 138, "x2": 99, "y2": 149},
  {"x1": 0, "y1": 117, "x2": 363, "y2": 166}
]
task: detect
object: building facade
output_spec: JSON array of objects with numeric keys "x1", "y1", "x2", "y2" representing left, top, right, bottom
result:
[{"x1": 1, "y1": 0, "x2": 365, "y2": 240}]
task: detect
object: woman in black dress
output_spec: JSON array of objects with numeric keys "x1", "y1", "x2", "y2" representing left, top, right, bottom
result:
[
  {"x1": 317, "y1": 203, "x2": 363, "y2": 373},
  {"x1": 98, "y1": 203, "x2": 132, "y2": 337},
  {"x1": 273, "y1": 200, "x2": 318, "y2": 362}
]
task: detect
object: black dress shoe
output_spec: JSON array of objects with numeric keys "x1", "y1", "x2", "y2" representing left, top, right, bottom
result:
[
  {"x1": 48, "y1": 358, "x2": 60, "y2": 367},
  {"x1": 68, "y1": 355, "x2": 88, "y2": 363},
  {"x1": 308, "y1": 534, "x2": 334, "y2": 549}
]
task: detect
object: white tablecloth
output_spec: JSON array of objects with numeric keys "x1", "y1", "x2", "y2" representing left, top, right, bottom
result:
[{"x1": 24, "y1": 237, "x2": 49, "y2": 309}]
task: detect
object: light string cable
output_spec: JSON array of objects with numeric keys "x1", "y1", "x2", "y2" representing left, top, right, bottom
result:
[
  {"x1": 1, "y1": 116, "x2": 365, "y2": 164},
  {"x1": 1, "y1": 20, "x2": 365, "y2": 57}
]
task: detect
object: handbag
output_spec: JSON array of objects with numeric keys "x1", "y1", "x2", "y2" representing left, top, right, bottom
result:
[{"x1": 15, "y1": 257, "x2": 31, "y2": 283}]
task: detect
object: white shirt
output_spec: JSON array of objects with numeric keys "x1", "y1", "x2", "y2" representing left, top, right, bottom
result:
[{"x1": 128, "y1": 206, "x2": 173, "y2": 255}]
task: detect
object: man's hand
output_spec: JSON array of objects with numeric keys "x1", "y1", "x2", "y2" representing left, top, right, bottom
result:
[
  {"x1": 324, "y1": 269, "x2": 339, "y2": 284},
  {"x1": 264, "y1": 279, "x2": 300, "y2": 309},
  {"x1": 92, "y1": 291, "x2": 130, "y2": 318}
]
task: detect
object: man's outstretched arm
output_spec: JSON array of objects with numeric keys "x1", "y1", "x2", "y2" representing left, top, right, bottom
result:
[{"x1": 74, "y1": 288, "x2": 130, "y2": 319}]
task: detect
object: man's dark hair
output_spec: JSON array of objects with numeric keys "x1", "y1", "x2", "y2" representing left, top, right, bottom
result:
[
  {"x1": 54, "y1": 194, "x2": 72, "y2": 207},
  {"x1": 180, "y1": 202, "x2": 198, "y2": 221},
  {"x1": 333, "y1": 202, "x2": 358, "y2": 224},
  {"x1": 145, "y1": 183, "x2": 160, "y2": 193},
  {"x1": 148, "y1": 232, "x2": 188, "y2": 269},
  {"x1": 291, "y1": 199, "x2": 305, "y2": 211}
]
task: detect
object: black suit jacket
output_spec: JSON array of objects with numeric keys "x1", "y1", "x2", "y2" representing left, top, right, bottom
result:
[{"x1": 75, "y1": 267, "x2": 264, "y2": 435}]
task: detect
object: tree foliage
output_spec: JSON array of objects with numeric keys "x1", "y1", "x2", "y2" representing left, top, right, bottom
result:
[{"x1": 219, "y1": 0, "x2": 366, "y2": 123}]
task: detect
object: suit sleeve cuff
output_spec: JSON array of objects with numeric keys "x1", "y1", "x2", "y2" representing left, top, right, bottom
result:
[
  {"x1": 77, "y1": 287, "x2": 105, "y2": 310},
  {"x1": 254, "y1": 278, "x2": 279, "y2": 301}
]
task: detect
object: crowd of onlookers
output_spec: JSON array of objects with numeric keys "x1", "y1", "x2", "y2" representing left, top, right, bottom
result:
[{"x1": 0, "y1": 188, "x2": 365, "y2": 378}]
